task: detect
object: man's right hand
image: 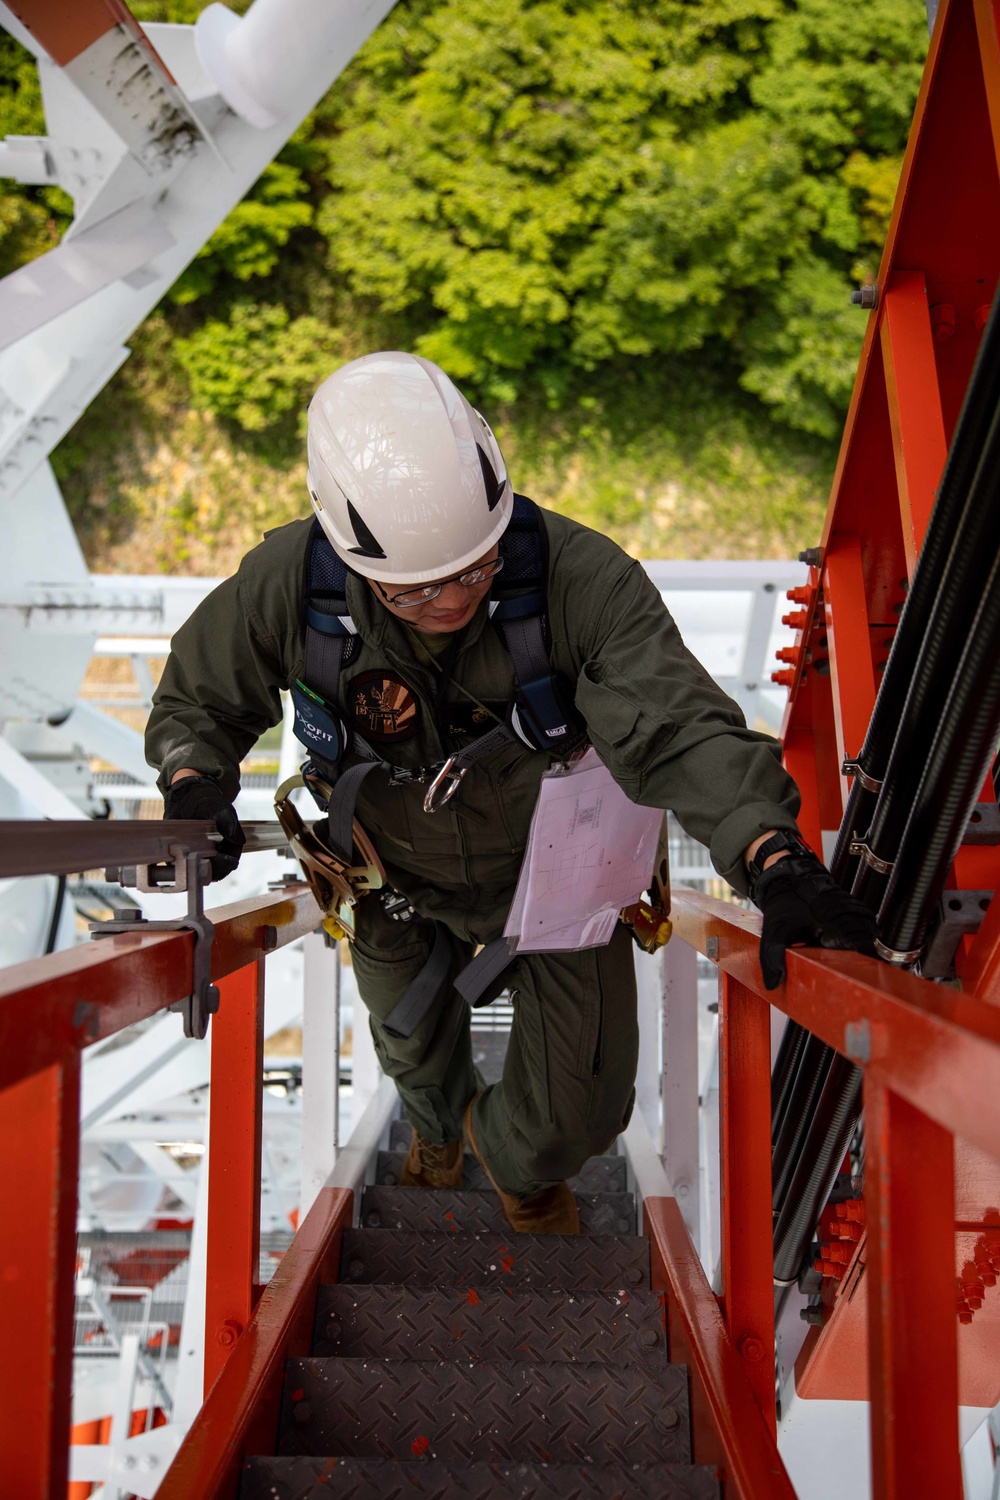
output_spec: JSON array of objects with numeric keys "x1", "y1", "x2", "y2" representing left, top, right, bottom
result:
[{"x1": 164, "y1": 772, "x2": 246, "y2": 882}]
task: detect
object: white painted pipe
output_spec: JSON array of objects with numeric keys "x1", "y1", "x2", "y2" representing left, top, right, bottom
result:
[{"x1": 195, "y1": 0, "x2": 397, "y2": 130}]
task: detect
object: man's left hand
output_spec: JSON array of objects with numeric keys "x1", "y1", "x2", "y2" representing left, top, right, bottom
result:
[{"x1": 754, "y1": 853, "x2": 877, "y2": 990}]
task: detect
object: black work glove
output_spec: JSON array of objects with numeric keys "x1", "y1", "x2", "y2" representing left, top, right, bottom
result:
[
  {"x1": 163, "y1": 774, "x2": 246, "y2": 882},
  {"x1": 754, "y1": 853, "x2": 877, "y2": 990}
]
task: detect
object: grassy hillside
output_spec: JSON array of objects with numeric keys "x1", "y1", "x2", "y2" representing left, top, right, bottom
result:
[{"x1": 57, "y1": 318, "x2": 832, "y2": 575}]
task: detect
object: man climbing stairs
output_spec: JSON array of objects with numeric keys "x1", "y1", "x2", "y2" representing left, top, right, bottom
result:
[{"x1": 242, "y1": 1120, "x2": 720, "y2": 1498}]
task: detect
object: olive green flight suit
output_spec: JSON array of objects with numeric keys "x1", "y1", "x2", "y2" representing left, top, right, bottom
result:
[{"x1": 147, "y1": 505, "x2": 800, "y2": 1197}]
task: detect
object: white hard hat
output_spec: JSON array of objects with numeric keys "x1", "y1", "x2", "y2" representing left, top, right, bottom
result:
[{"x1": 306, "y1": 352, "x2": 513, "y2": 585}]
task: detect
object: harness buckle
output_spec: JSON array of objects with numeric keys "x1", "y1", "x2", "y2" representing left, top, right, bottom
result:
[
  {"x1": 424, "y1": 755, "x2": 468, "y2": 814},
  {"x1": 388, "y1": 764, "x2": 433, "y2": 787}
]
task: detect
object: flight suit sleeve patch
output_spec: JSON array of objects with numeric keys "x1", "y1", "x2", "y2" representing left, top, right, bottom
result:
[{"x1": 348, "y1": 671, "x2": 421, "y2": 743}]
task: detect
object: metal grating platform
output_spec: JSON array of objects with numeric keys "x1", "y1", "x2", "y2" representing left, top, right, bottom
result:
[
  {"x1": 277, "y1": 1356, "x2": 692, "y2": 1465},
  {"x1": 359, "y1": 1186, "x2": 636, "y2": 1237},
  {"x1": 243, "y1": 1456, "x2": 720, "y2": 1499},
  {"x1": 339, "y1": 1228, "x2": 650, "y2": 1291},
  {"x1": 313, "y1": 1284, "x2": 668, "y2": 1363}
]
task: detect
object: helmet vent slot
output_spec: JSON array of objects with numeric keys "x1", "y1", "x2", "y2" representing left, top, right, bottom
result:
[
  {"x1": 477, "y1": 444, "x2": 505, "y2": 511},
  {"x1": 346, "y1": 498, "x2": 387, "y2": 559}
]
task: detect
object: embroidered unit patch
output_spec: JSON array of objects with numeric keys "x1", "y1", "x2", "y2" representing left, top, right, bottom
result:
[{"x1": 348, "y1": 671, "x2": 421, "y2": 743}]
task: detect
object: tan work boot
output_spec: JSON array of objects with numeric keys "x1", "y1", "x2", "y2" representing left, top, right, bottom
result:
[
  {"x1": 463, "y1": 1096, "x2": 580, "y2": 1235},
  {"x1": 399, "y1": 1129, "x2": 464, "y2": 1189}
]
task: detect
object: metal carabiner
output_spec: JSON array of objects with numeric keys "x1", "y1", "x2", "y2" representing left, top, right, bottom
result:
[{"x1": 423, "y1": 755, "x2": 468, "y2": 814}]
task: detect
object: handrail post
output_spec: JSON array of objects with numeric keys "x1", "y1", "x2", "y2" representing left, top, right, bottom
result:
[
  {"x1": 718, "y1": 970, "x2": 776, "y2": 1432},
  {"x1": 864, "y1": 1077, "x2": 962, "y2": 1498},
  {"x1": 662, "y1": 937, "x2": 700, "y2": 1243},
  {"x1": 204, "y1": 961, "x2": 265, "y2": 1392},
  {"x1": 301, "y1": 930, "x2": 341, "y2": 1219},
  {"x1": 0, "y1": 1058, "x2": 79, "y2": 1497}
]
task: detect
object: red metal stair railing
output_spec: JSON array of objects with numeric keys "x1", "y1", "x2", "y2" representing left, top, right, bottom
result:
[
  {"x1": 660, "y1": 886, "x2": 1000, "y2": 1500},
  {"x1": 0, "y1": 876, "x2": 355, "y2": 1499}
]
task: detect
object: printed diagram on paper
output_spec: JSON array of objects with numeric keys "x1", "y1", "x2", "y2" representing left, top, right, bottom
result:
[
  {"x1": 506, "y1": 751, "x2": 663, "y2": 952},
  {"x1": 533, "y1": 783, "x2": 628, "y2": 903}
]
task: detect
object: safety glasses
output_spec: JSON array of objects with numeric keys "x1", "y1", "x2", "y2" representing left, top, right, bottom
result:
[{"x1": 378, "y1": 556, "x2": 505, "y2": 608}]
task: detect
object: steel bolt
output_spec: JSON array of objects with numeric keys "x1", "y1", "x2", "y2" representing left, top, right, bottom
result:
[
  {"x1": 782, "y1": 609, "x2": 808, "y2": 630},
  {"x1": 627, "y1": 1267, "x2": 645, "y2": 1286},
  {"x1": 850, "y1": 284, "x2": 879, "y2": 309},
  {"x1": 293, "y1": 1401, "x2": 313, "y2": 1424},
  {"x1": 931, "y1": 302, "x2": 956, "y2": 341},
  {"x1": 798, "y1": 547, "x2": 823, "y2": 567},
  {"x1": 786, "y1": 586, "x2": 812, "y2": 605},
  {"x1": 658, "y1": 1406, "x2": 682, "y2": 1432},
  {"x1": 364, "y1": 1212, "x2": 382, "y2": 1229},
  {"x1": 639, "y1": 1328, "x2": 660, "y2": 1349},
  {"x1": 217, "y1": 1319, "x2": 242, "y2": 1347},
  {"x1": 771, "y1": 670, "x2": 795, "y2": 688},
  {"x1": 348, "y1": 1260, "x2": 366, "y2": 1280},
  {"x1": 262, "y1": 924, "x2": 278, "y2": 952},
  {"x1": 738, "y1": 1335, "x2": 766, "y2": 1362}
]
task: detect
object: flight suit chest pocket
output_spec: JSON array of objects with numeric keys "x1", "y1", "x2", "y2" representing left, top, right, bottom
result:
[{"x1": 575, "y1": 657, "x2": 677, "y2": 774}]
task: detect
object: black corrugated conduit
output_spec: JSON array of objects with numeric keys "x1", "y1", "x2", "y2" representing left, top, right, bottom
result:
[
  {"x1": 772, "y1": 1057, "x2": 863, "y2": 1287},
  {"x1": 830, "y1": 287, "x2": 1000, "y2": 894},
  {"x1": 772, "y1": 288, "x2": 1000, "y2": 1290},
  {"x1": 771, "y1": 1035, "x2": 836, "y2": 1219},
  {"x1": 849, "y1": 386, "x2": 1000, "y2": 913},
  {"x1": 770, "y1": 1021, "x2": 810, "y2": 1140},
  {"x1": 878, "y1": 536, "x2": 1000, "y2": 959}
]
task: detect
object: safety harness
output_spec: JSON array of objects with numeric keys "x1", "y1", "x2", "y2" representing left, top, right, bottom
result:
[
  {"x1": 290, "y1": 494, "x2": 587, "y2": 828},
  {"x1": 277, "y1": 495, "x2": 591, "y2": 1035}
]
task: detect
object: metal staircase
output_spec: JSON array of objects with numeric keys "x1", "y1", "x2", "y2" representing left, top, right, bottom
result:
[{"x1": 242, "y1": 1122, "x2": 719, "y2": 1500}]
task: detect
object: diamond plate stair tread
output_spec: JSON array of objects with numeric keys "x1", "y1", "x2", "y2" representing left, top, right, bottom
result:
[
  {"x1": 313, "y1": 1284, "x2": 667, "y2": 1363},
  {"x1": 376, "y1": 1150, "x2": 627, "y2": 1194},
  {"x1": 279, "y1": 1357, "x2": 691, "y2": 1465},
  {"x1": 243, "y1": 1456, "x2": 720, "y2": 1500},
  {"x1": 341, "y1": 1229, "x2": 650, "y2": 1291},
  {"x1": 361, "y1": 1186, "x2": 636, "y2": 1237}
]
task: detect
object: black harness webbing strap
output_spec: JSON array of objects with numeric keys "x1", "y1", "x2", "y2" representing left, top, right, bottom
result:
[
  {"x1": 325, "y1": 759, "x2": 382, "y2": 860},
  {"x1": 303, "y1": 602, "x2": 351, "y2": 696},
  {"x1": 500, "y1": 613, "x2": 551, "y2": 684},
  {"x1": 454, "y1": 935, "x2": 518, "y2": 1008},
  {"x1": 325, "y1": 718, "x2": 518, "y2": 873},
  {"x1": 381, "y1": 921, "x2": 453, "y2": 1039}
]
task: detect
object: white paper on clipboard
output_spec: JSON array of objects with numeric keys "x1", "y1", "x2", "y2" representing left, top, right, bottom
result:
[{"x1": 504, "y1": 748, "x2": 663, "y2": 953}]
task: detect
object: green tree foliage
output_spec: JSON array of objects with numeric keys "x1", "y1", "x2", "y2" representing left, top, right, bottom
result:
[
  {"x1": 169, "y1": 161, "x2": 314, "y2": 303},
  {"x1": 0, "y1": 34, "x2": 72, "y2": 275},
  {"x1": 175, "y1": 300, "x2": 341, "y2": 430},
  {"x1": 0, "y1": 0, "x2": 927, "y2": 449},
  {"x1": 313, "y1": 0, "x2": 926, "y2": 433}
]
